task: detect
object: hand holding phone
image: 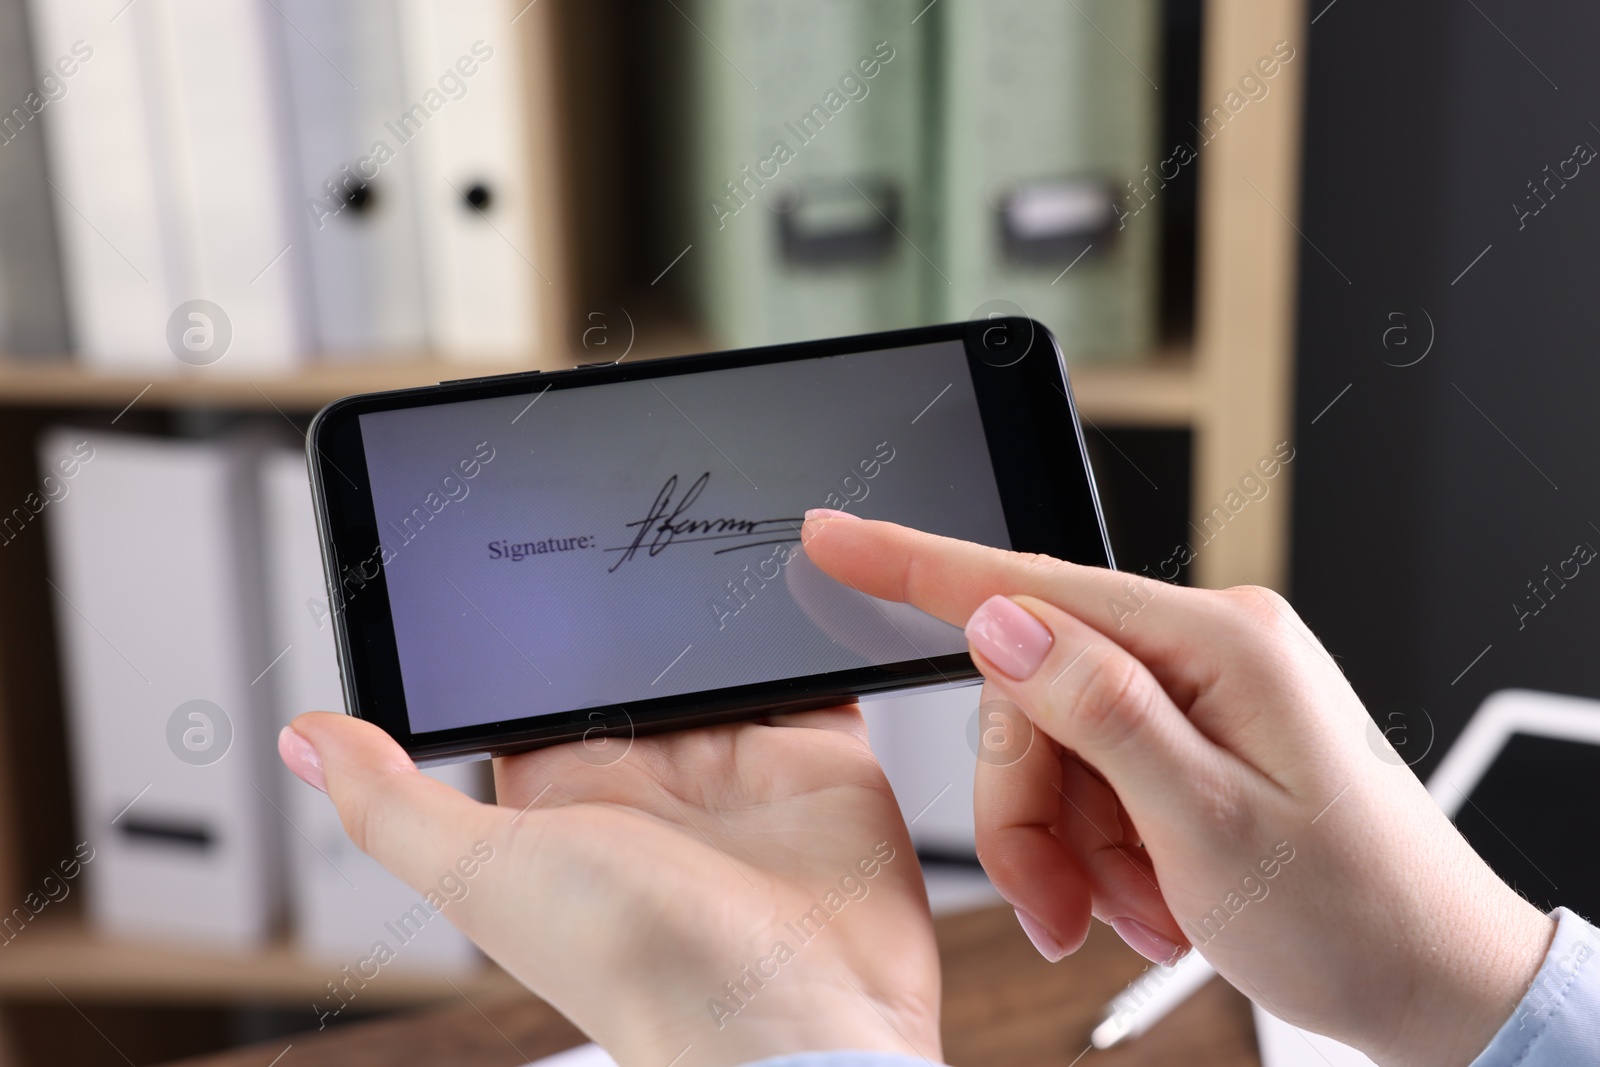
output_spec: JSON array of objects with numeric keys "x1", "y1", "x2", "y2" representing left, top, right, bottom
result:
[{"x1": 281, "y1": 702, "x2": 942, "y2": 1067}]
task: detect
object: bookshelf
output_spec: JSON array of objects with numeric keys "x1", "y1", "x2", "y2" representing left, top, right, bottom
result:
[{"x1": 0, "y1": 0, "x2": 1306, "y2": 1058}]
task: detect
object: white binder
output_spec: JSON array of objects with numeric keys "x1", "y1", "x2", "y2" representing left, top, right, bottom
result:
[
  {"x1": 41, "y1": 429, "x2": 282, "y2": 946},
  {"x1": 157, "y1": 0, "x2": 309, "y2": 366},
  {"x1": 260, "y1": 449, "x2": 485, "y2": 968},
  {"x1": 28, "y1": 0, "x2": 308, "y2": 370},
  {"x1": 277, "y1": 0, "x2": 430, "y2": 357},
  {"x1": 0, "y1": 0, "x2": 73, "y2": 357},
  {"x1": 27, "y1": 0, "x2": 174, "y2": 364},
  {"x1": 397, "y1": 0, "x2": 541, "y2": 362}
]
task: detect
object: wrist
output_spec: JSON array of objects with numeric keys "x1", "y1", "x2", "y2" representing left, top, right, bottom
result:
[{"x1": 1383, "y1": 885, "x2": 1555, "y2": 1067}]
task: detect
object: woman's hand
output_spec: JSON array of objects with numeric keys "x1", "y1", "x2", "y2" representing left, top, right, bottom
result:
[
  {"x1": 279, "y1": 705, "x2": 940, "y2": 1067},
  {"x1": 801, "y1": 511, "x2": 1554, "y2": 1067}
]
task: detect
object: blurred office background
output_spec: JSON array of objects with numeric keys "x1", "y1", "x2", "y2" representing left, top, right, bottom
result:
[{"x1": 0, "y1": 0, "x2": 1592, "y2": 1064}]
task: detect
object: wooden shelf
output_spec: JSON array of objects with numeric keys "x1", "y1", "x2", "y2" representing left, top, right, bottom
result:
[
  {"x1": 0, "y1": 321, "x2": 700, "y2": 414},
  {"x1": 0, "y1": 356, "x2": 556, "y2": 414},
  {"x1": 1070, "y1": 344, "x2": 1196, "y2": 428},
  {"x1": 0, "y1": 915, "x2": 522, "y2": 1007},
  {"x1": 0, "y1": 341, "x2": 1197, "y2": 425}
]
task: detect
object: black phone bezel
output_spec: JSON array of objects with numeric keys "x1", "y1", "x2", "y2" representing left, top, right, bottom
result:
[{"x1": 307, "y1": 318, "x2": 1114, "y2": 760}]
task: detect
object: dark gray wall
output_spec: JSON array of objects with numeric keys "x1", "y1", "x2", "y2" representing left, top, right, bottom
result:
[{"x1": 1292, "y1": 1, "x2": 1600, "y2": 775}]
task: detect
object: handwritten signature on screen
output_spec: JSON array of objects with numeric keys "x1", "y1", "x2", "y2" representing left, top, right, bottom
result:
[{"x1": 605, "y1": 472, "x2": 801, "y2": 573}]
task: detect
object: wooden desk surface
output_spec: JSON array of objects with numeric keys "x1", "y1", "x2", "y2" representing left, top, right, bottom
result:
[{"x1": 163, "y1": 906, "x2": 1260, "y2": 1067}]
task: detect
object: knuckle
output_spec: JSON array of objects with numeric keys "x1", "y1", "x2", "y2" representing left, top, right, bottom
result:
[
  {"x1": 1247, "y1": 584, "x2": 1293, "y2": 615},
  {"x1": 336, "y1": 773, "x2": 408, "y2": 860},
  {"x1": 1011, "y1": 551, "x2": 1069, "y2": 581},
  {"x1": 338, "y1": 791, "x2": 382, "y2": 857},
  {"x1": 972, "y1": 829, "x2": 1030, "y2": 887},
  {"x1": 1188, "y1": 770, "x2": 1258, "y2": 843},
  {"x1": 900, "y1": 546, "x2": 931, "y2": 604},
  {"x1": 1222, "y1": 584, "x2": 1294, "y2": 632},
  {"x1": 1068, "y1": 649, "x2": 1153, "y2": 751}
]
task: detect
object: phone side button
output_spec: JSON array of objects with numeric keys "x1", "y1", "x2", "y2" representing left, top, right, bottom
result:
[{"x1": 439, "y1": 370, "x2": 542, "y2": 386}]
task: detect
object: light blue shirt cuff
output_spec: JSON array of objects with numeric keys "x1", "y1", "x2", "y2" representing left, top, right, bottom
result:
[
  {"x1": 1470, "y1": 907, "x2": 1600, "y2": 1067},
  {"x1": 741, "y1": 1055, "x2": 943, "y2": 1067}
]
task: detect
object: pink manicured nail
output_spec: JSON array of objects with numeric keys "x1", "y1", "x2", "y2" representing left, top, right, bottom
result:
[
  {"x1": 804, "y1": 508, "x2": 861, "y2": 522},
  {"x1": 278, "y1": 726, "x2": 327, "y2": 793},
  {"x1": 1111, "y1": 916, "x2": 1187, "y2": 966},
  {"x1": 966, "y1": 595, "x2": 1054, "y2": 679},
  {"x1": 1015, "y1": 908, "x2": 1067, "y2": 963}
]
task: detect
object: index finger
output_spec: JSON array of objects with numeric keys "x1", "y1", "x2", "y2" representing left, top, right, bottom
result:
[{"x1": 800, "y1": 513, "x2": 1218, "y2": 701}]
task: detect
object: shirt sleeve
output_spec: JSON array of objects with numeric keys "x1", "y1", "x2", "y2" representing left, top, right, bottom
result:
[
  {"x1": 1470, "y1": 907, "x2": 1600, "y2": 1067},
  {"x1": 741, "y1": 912, "x2": 1600, "y2": 1067}
]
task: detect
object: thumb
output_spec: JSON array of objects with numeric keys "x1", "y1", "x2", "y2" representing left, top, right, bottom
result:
[
  {"x1": 280, "y1": 712, "x2": 503, "y2": 898},
  {"x1": 963, "y1": 594, "x2": 1237, "y2": 832}
]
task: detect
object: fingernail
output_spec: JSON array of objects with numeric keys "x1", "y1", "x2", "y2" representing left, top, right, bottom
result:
[
  {"x1": 278, "y1": 726, "x2": 327, "y2": 793},
  {"x1": 1110, "y1": 916, "x2": 1187, "y2": 966},
  {"x1": 966, "y1": 595, "x2": 1053, "y2": 680},
  {"x1": 1014, "y1": 908, "x2": 1067, "y2": 963},
  {"x1": 801, "y1": 508, "x2": 861, "y2": 545}
]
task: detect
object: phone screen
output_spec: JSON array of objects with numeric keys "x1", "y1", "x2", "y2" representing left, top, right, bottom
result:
[{"x1": 355, "y1": 338, "x2": 1012, "y2": 735}]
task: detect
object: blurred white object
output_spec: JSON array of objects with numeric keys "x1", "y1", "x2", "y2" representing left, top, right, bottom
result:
[
  {"x1": 861, "y1": 684, "x2": 982, "y2": 858},
  {"x1": 1426, "y1": 688, "x2": 1600, "y2": 813},
  {"x1": 1254, "y1": 1006, "x2": 1377, "y2": 1067},
  {"x1": 517, "y1": 1044, "x2": 618, "y2": 1067},
  {"x1": 1091, "y1": 951, "x2": 1216, "y2": 1049},
  {"x1": 260, "y1": 449, "x2": 486, "y2": 969},
  {"x1": 42, "y1": 428, "x2": 282, "y2": 946}
]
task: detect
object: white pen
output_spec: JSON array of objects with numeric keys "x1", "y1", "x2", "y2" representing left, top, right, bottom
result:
[{"x1": 1090, "y1": 950, "x2": 1217, "y2": 1048}]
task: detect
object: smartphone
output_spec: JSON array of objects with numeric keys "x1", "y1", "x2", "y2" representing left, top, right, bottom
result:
[{"x1": 308, "y1": 318, "x2": 1113, "y2": 761}]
